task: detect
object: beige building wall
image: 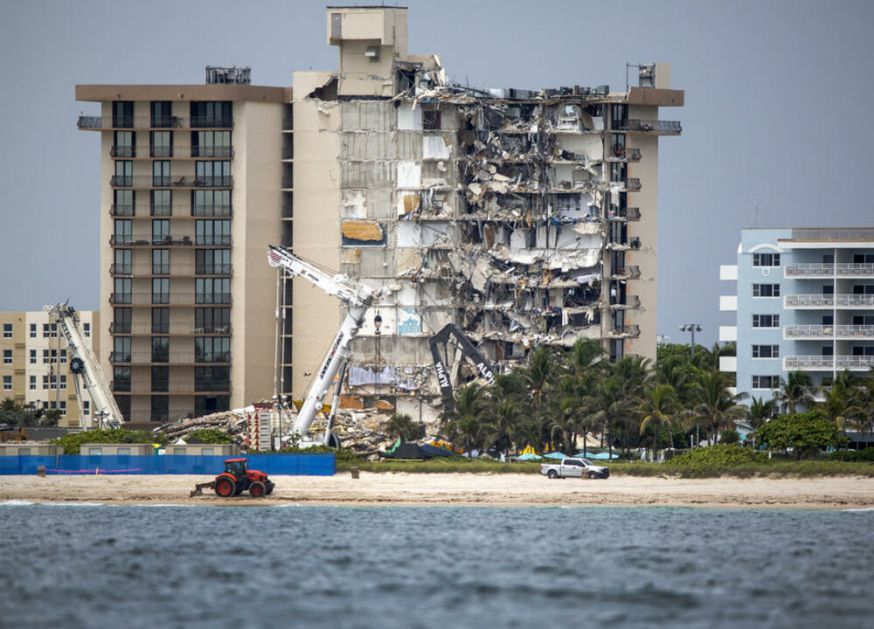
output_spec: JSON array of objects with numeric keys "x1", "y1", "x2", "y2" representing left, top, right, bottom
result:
[
  {"x1": 0, "y1": 312, "x2": 26, "y2": 406},
  {"x1": 290, "y1": 71, "x2": 341, "y2": 397}
]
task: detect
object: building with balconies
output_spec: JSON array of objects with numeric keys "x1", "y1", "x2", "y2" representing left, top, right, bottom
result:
[
  {"x1": 719, "y1": 227, "x2": 874, "y2": 403},
  {"x1": 77, "y1": 73, "x2": 288, "y2": 426}
]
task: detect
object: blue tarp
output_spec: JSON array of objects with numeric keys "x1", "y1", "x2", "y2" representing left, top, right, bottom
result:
[
  {"x1": 515, "y1": 453, "x2": 542, "y2": 461},
  {"x1": 419, "y1": 444, "x2": 454, "y2": 457},
  {"x1": 542, "y1": 452, "x2": 568, "y2": 460},
  {"x1": 0, "y1": 453, "x2": 336, "y2": 476}
]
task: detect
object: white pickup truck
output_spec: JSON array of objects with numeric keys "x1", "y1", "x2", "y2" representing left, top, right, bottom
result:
[{"x1": 541, "y1": 457, "x2": 609, "y2": 480}]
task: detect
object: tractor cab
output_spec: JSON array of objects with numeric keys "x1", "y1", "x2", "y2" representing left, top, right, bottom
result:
[{"x1": 224, "y1": 458, "x2": 249, "y2": 479}]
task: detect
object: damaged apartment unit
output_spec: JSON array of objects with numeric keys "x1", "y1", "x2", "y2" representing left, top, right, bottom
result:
[{"x1": 289, "y1": 6, "x2": 683, "y2": 422}]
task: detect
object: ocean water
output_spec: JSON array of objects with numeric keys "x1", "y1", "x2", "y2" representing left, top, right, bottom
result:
[{"x1": 0, "y1": 504, "x2": 872, "y2": 628}]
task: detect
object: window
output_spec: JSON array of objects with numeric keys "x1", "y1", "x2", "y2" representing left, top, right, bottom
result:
[
  {"x1": 852, "y1": 284, "x2": 874, "y2": 295},
  {"x1": 29, "y1": 323, "x2": 36, "y2": 338},
  {"x1": 195, "y1": 395, "x2": 230, "y2": 416},
  {"x1": 84, "y1": 400, "x2": 90, "y2": 416},
  {"x1": 3, "y1": 349, "x2": 11, "y2": 364},
  {"x1": 422, "y1": 110, "x2": 441, "y2": 131},
  {"x1": 151, "y1": 219, "x2": 170, "y2": 244},
  {"x1": 42, "y1": 349, "x2": 51, "y2": 364},
  {"x1": 190, "y1": 101, "x2": 232, "y2": 128},
  {"x1": 151, "y1": 190, "x2": 172, "y2": 217},
  {"x1": 192, "y1": 190, "x2": 231, "y2": 216},
  {"x1": 195, "y1": 220, "x2": 231, "y2": 246},
  {"x1": 752, "y1": 284, "x2": 780, "y2": 297},
  {"x1": 113, "y1": 160, "x2": 133, "y2": 186},
  {"x1": 113, "y1": 189, "x2": 135, "y2": 216},
  {"x1": 60, "y1": 350, "x2": 67, "y2": 364},
  {"x1": 152, "y1": 160, "x2": 171, "y2": 187},
  {"x1": 83, "y1": 322, "x2": 91, "y2": 338},
  {"x1": 610, "y1": 162, "x2": 627, "y2": 183},
  {"x1": 151, "y1": 101, "x2": 173, "y2": 128},
  {"x1": 2, "y1": 376, "x2": 11, "y2": 391},
  {"x1": 113, "y1": 307, "x2": 131, "y2": 334},
  {"x1": 195, "y1": 366, "x2": 230, "y2": 391},
  {"x1": 113, "y1": 337, "x2": 131, "y2": 363},
  {"x1": 195, "y1": 160, "x2": 231, "y2": 187},
  {"x1": 152, "y1": 337, "x2": 169, "y2": 363},
  {"x1": 151, "y1": 366, "x2": 169, "y2": 392},
  {"x1": 853, "y1": 253, "x2": 874, "y2": 264},
  {"x1": 152, "y1": 308, "x2": 170, "y2": 334},
  {"x1": 196, "y1": 278, "x2": 231, "y2": 304},
  {"x1": 151, "y1": 396, "x2": 169, "y2": 423},
  {"x1": 152, "y1": 278, "x2": 170, "y2": 305},
  {"x1": 113, "y1": 278, "x2": 132, "y2": 304},
  {"x1": 196, "y1": 249, "x2": 231, "y2": 275},
  {"x1": 823, "y1": 284, "x2": 835, "y2": 295},
  {"x1": 196, "y1": 308, "x2": 231, "y2": 334},
  {"x1": 42, "y1": 323, "x2": 57, "y2": 338},
  {"x1": 152, "y1": 249, "x2": 170, "y2": 275},
  {"x1": 113, "y1": 219, "x2": 132, "y2": 245},
  {"x1": 113, "y1": 130, "x2": 135, "y2": 157},
  {"x1": 117, "y1": 397, "x2": 130, "y2": 422},
  {"x1": 112, "y1": 101, "x2": 133, "y2": 128},
  {"x1": 195, "y1": 337, "x2": 230, "y2": 363},
  {"x1": 752, "y1": 345, "x2": 780, "y2": 358},
  {"x1": 610, "y1": 104, "x2": 627, "y2": 129},
  {"x1": 114, "y1": 249, "x2": 132, "y2": 275},
  {"x1": 29, "y1": 350, "x2": 36, "y2": 364},
  {"x1": 752, "y1": 314, "x2": 780, "y2": 328},
  {"x1": 113, "y1": 366, "x2": 131, "y2": 391},
  {"x1": 42, "y1": 375, "x2": 66, "y2": 390},
  {"x1": 192, "y1": 130, "x2": 231, "y2": 158},
  {"x1": 150, "y1": 131, "x2": 173, "y2": 158},
  {"x1": 29, "y1": 375, "x2": 36, "y2": 390},
  {"x1": 752, "y1": 252, "x2": 780, "y2": 267},
  {"x1": 2, "y1": 323, "x2": 11, "y2": 338},
  {"x1": 752, "y1": 375, "x2": 780, "y2": 389}
]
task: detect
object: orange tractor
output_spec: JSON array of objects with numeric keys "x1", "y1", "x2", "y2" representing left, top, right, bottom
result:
[{"x1": 190, "y1": 458, "x2": 275, "y2": 498}]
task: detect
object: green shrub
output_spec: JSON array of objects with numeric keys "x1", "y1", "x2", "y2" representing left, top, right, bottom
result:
[
  {"x1": 184, "y1": 429, "x2": 235, "y2": 444},
  {"x1": 720, "y1": 429, "x2": 740, "y2": 444},
  {"x1": 829, "y1": 449, "x2": 874, "y2": 462},
  {"x1": 52, "y1": 429, "x2": 166, "y2": 454}
]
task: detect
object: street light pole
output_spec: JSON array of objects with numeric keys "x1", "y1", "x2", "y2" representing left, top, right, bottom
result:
[{"x1": 678, "y1": 323, "x2": 702, "y2": 359}]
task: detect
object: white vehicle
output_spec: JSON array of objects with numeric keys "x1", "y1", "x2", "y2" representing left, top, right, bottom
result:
[
  {"x1": 266, "y1": 245, "x2": 384, "y2": 446},
  {"x1": 540, "y1": 457, "x2": 610, "y2": 480},
  {"x1": 45, "y1": 303, "x2": 123, "y2": 429}
]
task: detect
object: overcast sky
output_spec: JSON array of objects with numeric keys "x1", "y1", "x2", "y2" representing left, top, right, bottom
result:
[{"x1": 1, "y1": 0, "x2": 872, "y2": 345}]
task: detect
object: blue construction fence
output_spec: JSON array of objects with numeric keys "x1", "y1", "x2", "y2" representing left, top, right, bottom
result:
[{"x1": 0, "y1": 453, "x2": 335, "y2": 476}]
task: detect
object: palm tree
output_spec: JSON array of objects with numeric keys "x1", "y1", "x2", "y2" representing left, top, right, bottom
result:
[
  {"x1": 746, "y1": 396, "x2": 776, "y2": 430},
  {"x1": 638, "y1": 383, "x2": 679, "y2": 461},
  {"x1": 775, "y1": 371, "x2": 815, "y2": 414},
  {"x1": 522, "y1": 346, "x2": 560, "y2": 450},
  {"x1": 482, "y1": 373, "x2": 526, "y2": 455},
  {"x1": 445, "y1": 383, "x2": 488, "y2": 452},
  {"x1": 381, "y1": 413, "x2": 419, "y2": 442},
  {"x1": 845, "y1": 369, "x2": 874, "y2": 439},
  {"x1": 689, "y1": 370, "x2": 748, "y2": 446}
]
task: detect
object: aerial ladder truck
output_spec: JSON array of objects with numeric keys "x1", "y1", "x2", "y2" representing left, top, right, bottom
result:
[
  {"x1": 44, "y1": 303, "x2": 123, "y2": 429},
  {"x1": 266, "y1": 245, "x2": 384, "y2": 446}
]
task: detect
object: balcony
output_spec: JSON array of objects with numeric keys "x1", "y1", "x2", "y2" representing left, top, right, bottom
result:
[
  {"x1": 110, "y1": 175, "x2": 233, "y2": 189},
  {"x1": 784, "y1": 355, "x2": 874, "y2": 371},
  {"x1": 110, "y1": 351, "x2": 229, "y2": 365},
  {"x1": 608, "y1": 207, "x2": 641, "y2": 221},
  {"x1": 110, "y1": 146, "x2": 136, "y2": 158},
  {"x1": 195, "y1": 235, "x2": 232, "y2": 246},
  {"x1": 610, "y1": 295, "x2": 641, "y2": 309},
  {"x1": 110, "y1": 323, "x2": 232, "y2": 336},
  {"x1": 625, "y1": 178, "x2": 641, "y2": 192},
  {"x1": 611, "y1": 265, "x2": 641, "y2": 280},
  {"x1": 109, "y1": 263, "x2": 231, "y2": 277},
  {"x1": 191, "y1": 146, "x2": 234, "y2": 158},
  {"x1": 190, "y1": 116, "x2": 233, "y2": 129},
  {"x1": 109, "y1": 205, "x2": 135, "y2": 217},
  {"x1": 618, "y1": 119, "x2": 682, "y2": 135},
  {"x1": 110, "y1": 236, "x2": 193, "y2": 248},
  {"x1": 109, "y1": 292, "x2": 200, "y2": 306},
  {"x1": 78, "y1": 115, "x2": 224, "y2": 131},
  {"x1": 784, "y1": 263, "x2": 874, "y2": 278},
  {"x1": 112, "y1": 383, "x2": 232, "y2": 395},
  {"x1": 192, "y1": 205, "x2": 233, "y2": 217},
  {"x1": 784, "y1": 324, "x2": 874, "y2": 339},
  {"x1": 607, "y1": 324, "x2": 640, "y2": 338},
  {"x1": 785, "y1": 294, "x2": 874, "y2": 309}
]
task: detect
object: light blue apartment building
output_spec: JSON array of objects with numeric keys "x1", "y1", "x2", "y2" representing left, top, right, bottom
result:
[{"x1": 720, "y1": 227, "x2": 874, "y2": 404}]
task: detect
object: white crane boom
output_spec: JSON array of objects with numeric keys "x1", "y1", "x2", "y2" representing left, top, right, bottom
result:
[
  {"x1": 44, "y1": 303, "x2": 123, "y2": 429},
  {"x1": 267, "y1": 245, "x2": 380, "y2": 441}
]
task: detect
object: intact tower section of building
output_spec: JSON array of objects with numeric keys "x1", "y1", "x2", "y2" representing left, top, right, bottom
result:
[{"x1": 77, "y1": 70, "x2": 287, "y2": 426}]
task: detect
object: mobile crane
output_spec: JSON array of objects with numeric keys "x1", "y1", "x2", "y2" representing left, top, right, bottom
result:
[
  {"x1": 266, "y1": 245, "x2": 383, "y2": 445},
  {"x1": 429, "y1": 324, "x2": 496, "y2": 414},
  {"x1": 44, "y1": 303, "x2": 123, "y2": 429}
]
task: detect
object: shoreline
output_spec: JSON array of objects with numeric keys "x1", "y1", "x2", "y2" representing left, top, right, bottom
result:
[{"x1": 3, "y1": 473, "x2": 874, "y2": 510}]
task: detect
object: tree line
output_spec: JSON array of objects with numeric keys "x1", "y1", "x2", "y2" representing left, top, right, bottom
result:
[{"x1": 393, "y1": 339, "x2": 874, "y2": 459}]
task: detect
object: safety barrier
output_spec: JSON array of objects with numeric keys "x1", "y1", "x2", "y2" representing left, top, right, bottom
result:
[{"x1": 0, "y1": 453, "x2": 335, "y2": 476}]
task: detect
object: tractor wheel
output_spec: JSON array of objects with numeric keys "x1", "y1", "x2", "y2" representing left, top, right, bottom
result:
[
  {"x1": 249, "y1": 482, "x2": 266, "y2": 498},
  {"x1": 214, "y1": 477, "x2": 235, "y2": 498},
  {"x1": 547, "y1": 470, "x2": 558, "y2": 480}
]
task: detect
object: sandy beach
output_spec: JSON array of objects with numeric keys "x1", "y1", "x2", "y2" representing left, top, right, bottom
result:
[{"x1": 2, "y1": 473, "x2": 874, "y2": 508}]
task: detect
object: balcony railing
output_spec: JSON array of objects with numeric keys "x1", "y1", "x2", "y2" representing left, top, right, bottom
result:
[
  {"x1": 195, "y1": 235, "x2": 232, "y2": 246},
  {"x1": 785, "y1": 294, "x2": 874, "y2": 308},
  {"x1": 191, "y1": 146, "x2": 234, "y2": 158},
  {"x1": 109, "y1": 205, "x2": 135, "y2": 217},
  {"x1": 625, "y1": 178, "x2": 641, "y2": 192},
  {"x1": 194, "y1": 380, "x2": 232, "y2": 392},
  {"x1": 110, "y1": 236, "x2": 193, "y2": 247},
  {"x1": 785, "y1": 263, "x2": 874, "y2": 278},
  {"x1": 608, "y1": 207, "x2": 641, "y2": 221},
  {"x1": 611, "y1": 265, "x2": 641, "y2": 280},
  {"x1": 110, "y1": 175, "x2": 233, "y2": 189},
  {"x1": 192, "y1": 205, "x2": 233, "y2": 217},
  {"x1": 190, "y1": 116, "x2": 234, "y2": 128},
  {"x1": 78, "y1": 115, "x2": 225, "y2": 130},
  {"x1": 784, "y1": 324, "x2": 874, "y2": 339},
  {"x1": 784, "y1": 355, "x2": 874, "y2": 371},
  {"x1": 110, "y1": 146, "x2": 136, "y2": 158},
  {"x1": 110, "y1": 323, "x2": 232, "y2": 336},
  {"x1": 110, "y1": 292, "x2": 198, "y2": 306},
  {"x1": 150, "y1": 147, "x2": 173, "y2": 158},
  {"x1": 111, "y1": 351, "x2": 228, "y2": 365},
  {"x1": 109, "y1": 263, "x2": 232, "y2": 277},
  {"x1": 618, "y1": 119, "x2": 682, "y2": 134},
  {"x1": 610, "y1": 295, "x2": 641, "y2": 309}
]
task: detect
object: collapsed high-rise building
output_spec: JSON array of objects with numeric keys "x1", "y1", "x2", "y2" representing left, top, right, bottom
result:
[
  {"x1": 290, "y1": 6, "x2": 684, "y2": 424},
  {"x1": 76, "y1": 5, "x2": 682, "y2": 427}
]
